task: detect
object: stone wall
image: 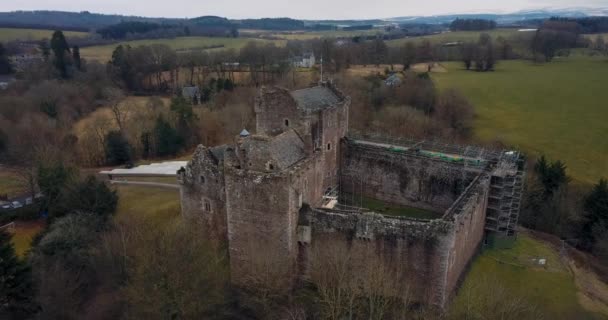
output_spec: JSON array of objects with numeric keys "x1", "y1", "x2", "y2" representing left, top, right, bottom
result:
[
  {"x1": 340, "y1": 142, "x2": 478, "y2": 212},
  {"x1": 298, "y1": 174, "x2": 490, "y2": 308},
  {"x1": 255, "y1": 87, "x2": 302, "y2": 137},
  {"x1": 443, "y1": 176, "x2": 490, "y2": 301},
  {"x1": 179, "y1": 145, "x2": 227, "y2": 242},
  {"x1": 224, "y1": 166, "x2": 301, "y2": 289},
  {"x1": 299, "y1": 208, "x2": 454, "y2": 306}
]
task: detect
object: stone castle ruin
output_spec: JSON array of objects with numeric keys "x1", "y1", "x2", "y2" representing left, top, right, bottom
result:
[{"x1": 178, "y1": 82, "x2": 525, "y2": 308}]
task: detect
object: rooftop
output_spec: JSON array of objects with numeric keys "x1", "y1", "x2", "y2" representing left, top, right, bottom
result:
[
  {"x1": 237, "y1": 130, "x2": 306, "y2": 171},
  {"x1": 290, "y1": 86, "x2": 341, "y2": 111}
]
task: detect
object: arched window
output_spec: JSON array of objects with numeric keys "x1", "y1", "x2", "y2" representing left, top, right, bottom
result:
[
  {"x1": 327, "y1": 143, "x2": 332, "y2": 151},
  {"x1": 200, "y1": 175, "x2": 205, "y2": 184},
  {"x1": 284, "y1": 119, "x2": 290, "y2": 127}
]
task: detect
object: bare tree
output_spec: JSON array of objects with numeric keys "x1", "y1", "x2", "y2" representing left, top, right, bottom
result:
[{"x1": 103, "y1": 87, "x2": 129, "y2": 133}]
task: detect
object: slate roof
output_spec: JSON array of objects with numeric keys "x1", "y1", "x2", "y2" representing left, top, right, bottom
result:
[
  {"x1": 290, "y1": 86, "x2": 341, "y2": 111},
  {"x1": 238, "y1": 130, "x2": 306, "y2": 171},
  {"x1": 270, "y1": 130, "x2": 306, "y2": 169},
  {"x1": 210, "y1": 145, "x2": 229, "y2": 163},
  {"x1": 182, "y1": 86, "x2": 200, "y2": 98}
]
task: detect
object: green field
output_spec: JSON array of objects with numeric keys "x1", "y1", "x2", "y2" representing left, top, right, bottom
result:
[
  {"x1": 113, "y1": 183, "x2": 181, "y2": 224},
  {"x1": 80, "y1": 36, "x2": 286, "y2": 62},
  {"x1": 387, "y1": 28, "x2": 528, "y2": 47},
  {"x1": 433, "y1": 57, "x2": 608, "y2": 184},
  {"x1": 0, "y1": 28, "x2": 89, "y2": 42},
  {"x1": 451, "y1": 233, "x2": 604, "y2": 319},
  {"x1": 262, "y1": 29, "x2": 384, "y2": 40}
]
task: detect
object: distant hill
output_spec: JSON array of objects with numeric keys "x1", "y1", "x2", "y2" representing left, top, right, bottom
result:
[
  {"x1": 0, "y1": 8, "x2": 606, "y2": 35},
  {"x1": 0, "y1": 10, "x2": 180, "y2": 31},
  {"x1": 388, "y1": 8, "x2": 608, "y2": 25}
]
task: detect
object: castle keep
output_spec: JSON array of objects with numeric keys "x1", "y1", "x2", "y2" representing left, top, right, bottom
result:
[{"x1": 178, "y1": 83, "x2": 525, "y2": 307}]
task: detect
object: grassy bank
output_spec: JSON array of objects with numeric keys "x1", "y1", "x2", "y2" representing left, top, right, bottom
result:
[{"x1": 451, "y1": 232, "x2": 604, "y2": 319}]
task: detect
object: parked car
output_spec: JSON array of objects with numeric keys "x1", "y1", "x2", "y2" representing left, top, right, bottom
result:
[
  {"x1": 11, "y1": 201, "x2": 23, "y2": 209},
  {"x1": 1, "y1": 203, "x2": 11, "y2": 210}
]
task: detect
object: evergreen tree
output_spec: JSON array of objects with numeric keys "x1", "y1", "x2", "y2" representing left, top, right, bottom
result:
[
  {"x1": 72, "y1": 45, "x2": 81, "y2": 71},
  {"x1": 50, "y1": 30, "x2": 70, "y2": 78},
  {"x1": 60, "y1": 176, "x2": 118, "y2": 220},
  {"x1": 534, "y1": 155, "x2": 569, "y2": 199},
  {"x1": 105, "y1": 131, "x2": 132, "y2": 166},
  {"x1": 37, "y1": 161, "x2": 76, "y2": 214},
  {"x1": 154, "y1": 116, "x2": 183, "y2": 157},
  {"x1": 223, "y1": 78, "x2": 235, "y2": 91},
  {"x1": 581, "y1": 179, "x2": 608, "y2": 250},
  {"x1": 170, "y1": 96, "x2": 198, "y2": 147},
  {"x1": 140, "y1": 131, "x2": 152, "y2": 159},
  {"x1": 0, "y1": 231, "x2": 37, "y2": 318},
  {"x1": 0, "y1": 43, "x2": 12, "y2": 74}
]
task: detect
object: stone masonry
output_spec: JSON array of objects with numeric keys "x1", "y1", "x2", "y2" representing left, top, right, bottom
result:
[{"x1": 178, "y1": 82, "x2": 525, "y2": 308}]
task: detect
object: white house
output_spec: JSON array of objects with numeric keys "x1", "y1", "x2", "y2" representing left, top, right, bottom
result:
[{"x1": 293, "y1": 52, "x2": 316, "y2": 68}]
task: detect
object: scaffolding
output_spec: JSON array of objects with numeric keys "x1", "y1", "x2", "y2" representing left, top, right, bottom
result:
[
  {"x1": 484, "y1": 155, "x2": 526, "y2": 237},
  {"x1": 342, "y1": 134, "x2": 525, "y2": 238}
]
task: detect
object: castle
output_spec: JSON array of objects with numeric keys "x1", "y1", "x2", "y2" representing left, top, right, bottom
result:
[{"x1": 178, "y1": 82, "x2": 525, "y2": 308}]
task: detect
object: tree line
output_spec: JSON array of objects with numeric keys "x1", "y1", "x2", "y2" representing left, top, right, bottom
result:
[
  {"x1": 520, "y1": 155, "x2": 608, "y2": 262},
  {"x1": 450, "y1": 18, "x2": 497, "y2": 31}
]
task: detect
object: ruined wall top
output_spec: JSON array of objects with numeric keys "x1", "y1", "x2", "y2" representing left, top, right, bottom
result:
[
  {"x1": 255, "y1": 83, "x2": 349, "y2": 137},
  {"x1": 300, "y1": 206, "x2": 453, "y2": 242},
  {"x1": 231, "y1": 130, "x2": 307, "y2": 173}
]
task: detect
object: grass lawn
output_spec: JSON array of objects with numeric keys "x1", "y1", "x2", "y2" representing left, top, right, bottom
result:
[
  {"x1": 0, "y1": 28, "x2": 89, "y2": 42},
  {"x1": 432, "y1": 57, "x2": 608, "y2": 184},
  {"x1": 342, "y1": 194, "x2": 442, "y2": 219},
  {"x1": 80, "y1": 36, "x2": 286, "y2": 62},
  {"x1": 113, "y1": 183, "x2": 181, "y2": 225},
  {"x1": 451, "y1": 232, "x2": 604, "y2": 319},
  {"x1": 0, "y1": 170, "x2": 25, "y2": 198}
]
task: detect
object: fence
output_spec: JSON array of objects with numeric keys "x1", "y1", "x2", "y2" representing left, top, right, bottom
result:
[{"x1": 0, "y1": 222, "x2": 16, "y2": 233}]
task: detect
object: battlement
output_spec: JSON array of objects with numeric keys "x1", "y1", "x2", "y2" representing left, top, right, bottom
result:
[{"x1": 180, "y1": 85, "x2": 525, "y2": 309}]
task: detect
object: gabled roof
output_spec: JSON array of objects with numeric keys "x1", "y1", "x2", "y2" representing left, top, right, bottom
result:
[
  {"x1": 182, "y1": 86, "x2": 200, "y2": 98},
  {"x1": 290, "y1": 86, "x2": 341, "y2": 111},
  {"x1": 269, "y1": 130, "x2": 306, "y2": 169}
]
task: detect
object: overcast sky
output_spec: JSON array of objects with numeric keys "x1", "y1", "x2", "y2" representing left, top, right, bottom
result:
[{"x1": 0, "y1": 0, "x2": 606, "y2": 19}]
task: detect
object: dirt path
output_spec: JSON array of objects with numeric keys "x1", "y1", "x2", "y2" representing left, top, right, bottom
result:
[
  {"x1": 528, "y1": 229, "x2": 608, "y2": 317},
  {"x1": 570, "y1": 261, "x2": 608, "y2": 317}
]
